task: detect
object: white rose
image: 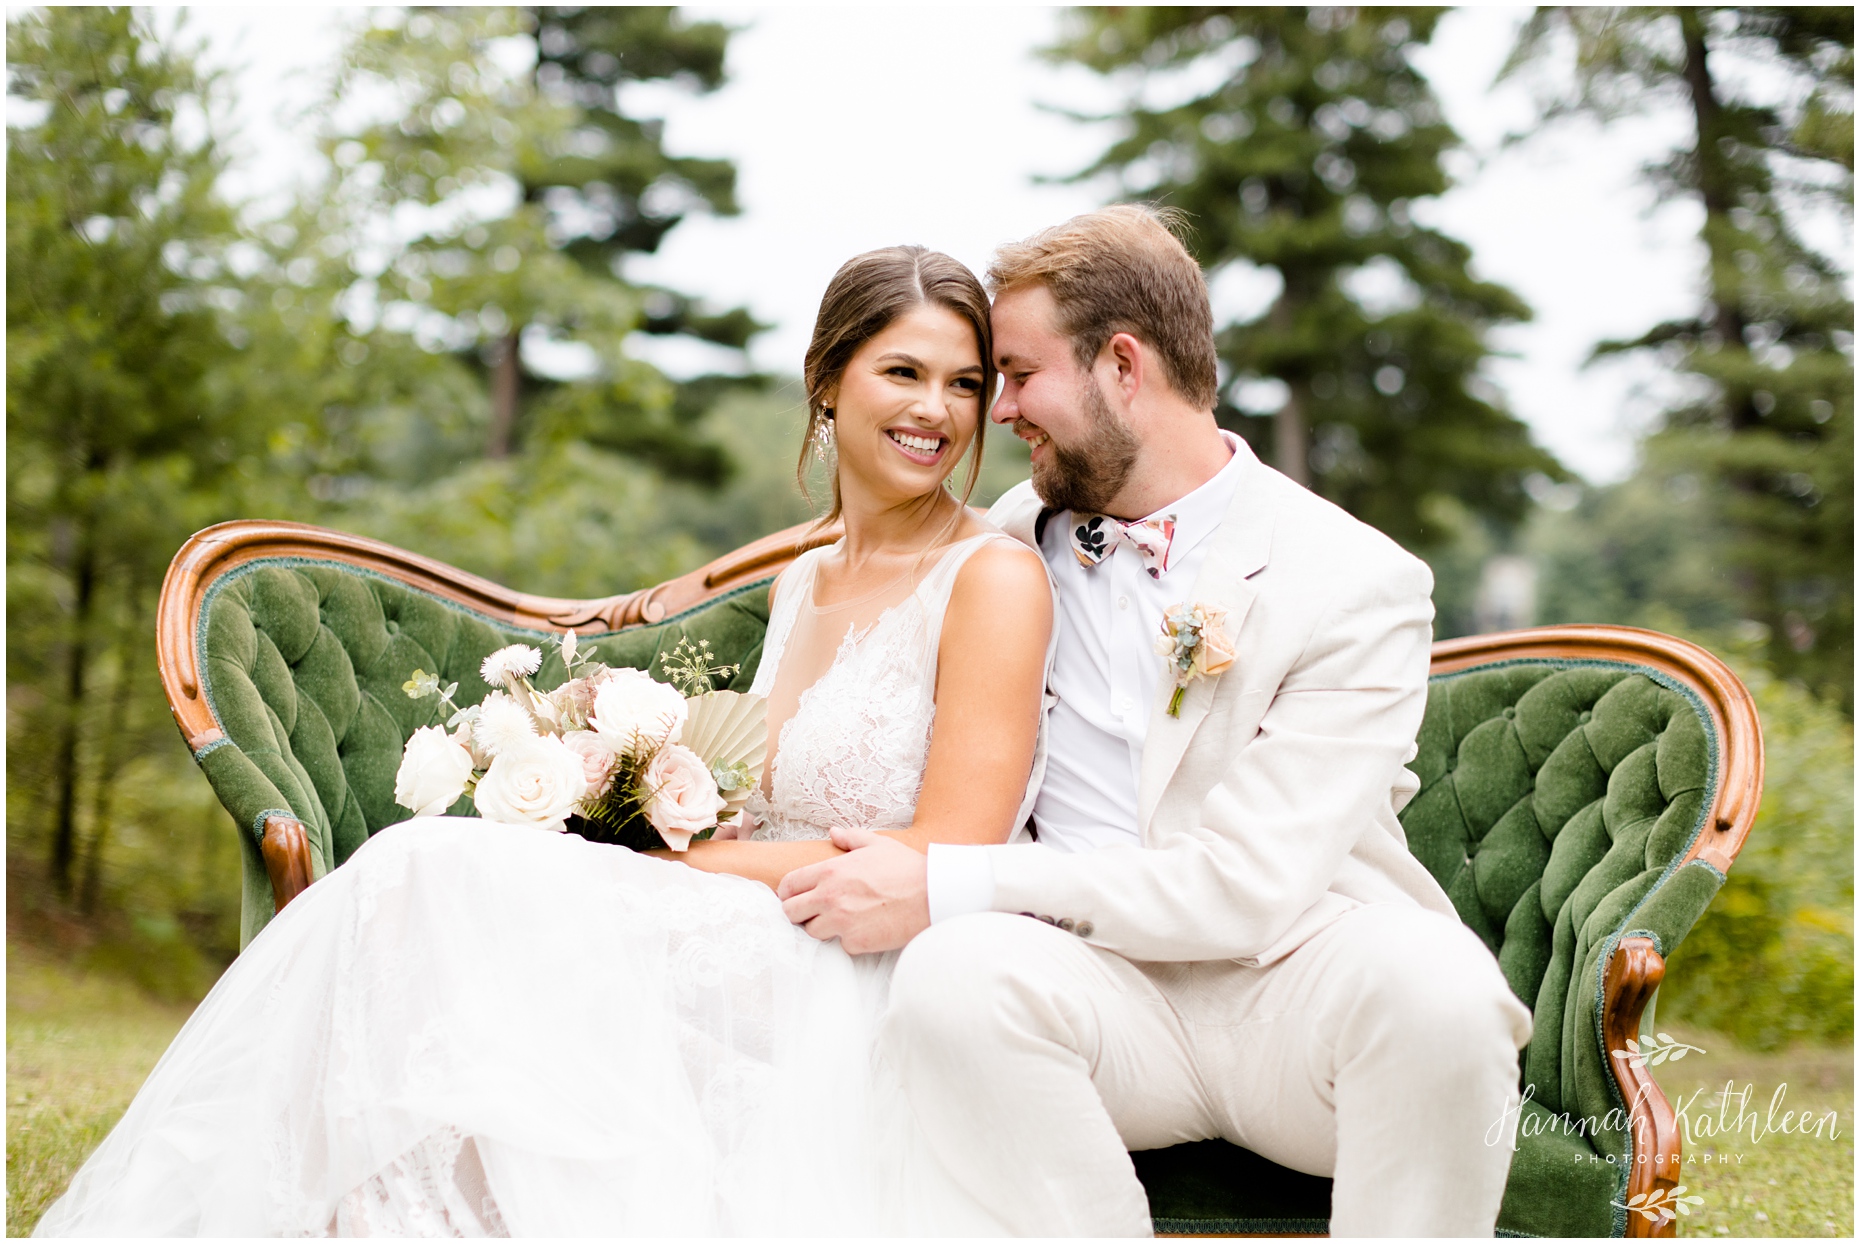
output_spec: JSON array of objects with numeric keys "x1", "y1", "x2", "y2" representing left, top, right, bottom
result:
[
  {"x1": 561, "y1": 729, "x2": 619, "y2": 799},
  {"x1": 590, "y1": 668, "x2": 688, "y2": 758},
  {"x1": 642, "y1": 742, "x2": 726, "y2": 851},
  {"x1": 472, "y1": 734, "x2": 589, "y2": 833},
  {"x1": 394, "y1": 725, "x2": 477, "y2": 818}
]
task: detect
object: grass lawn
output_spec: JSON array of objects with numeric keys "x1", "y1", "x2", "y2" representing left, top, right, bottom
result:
[
  {"x1": 6, "y1": 943, "x2": 198, "y2": 1237},
  {"x1": 5, "y1": 945, "x2": 1852, "y2": 1236},
  {"x1": 1652, "y1": 1023, "x2": 1853, "y2": 1237}
]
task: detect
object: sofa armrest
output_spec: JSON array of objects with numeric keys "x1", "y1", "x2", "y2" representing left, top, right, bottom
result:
[
  {"x1": 261, "y1": 815, "x2": 315, "y2": 914},
  {"x1": 1604, "y1": 935, "x2": 1681, "y2": 1238}
]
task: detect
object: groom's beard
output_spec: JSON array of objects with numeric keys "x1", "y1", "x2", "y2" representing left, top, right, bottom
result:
[{"x1": 1022, "y1": 376, "x2": 1141, "y2": 515}]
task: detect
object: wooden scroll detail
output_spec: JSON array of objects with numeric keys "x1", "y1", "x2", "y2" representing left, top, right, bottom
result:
[
  {"x1": 1431, "y1": 625, "x2": 1764, "y2": 876},
  {"x1": 156, "y1": 518, "x2": 840, "y2": 745},
  {"x1": 261, "y1": 815, "x2": 315, "y2": 913},
  {"x1": 1602, "y1": 936, "x2": 1680, "y2": 1239}
]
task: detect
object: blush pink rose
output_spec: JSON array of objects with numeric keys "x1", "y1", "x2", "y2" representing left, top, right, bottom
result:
[
  {"x1": 561, "y1": 729, "x2": 619, "y2": 798},
  {"x1": 641, "y1": 743, "x2": 725, "y2": 851}
]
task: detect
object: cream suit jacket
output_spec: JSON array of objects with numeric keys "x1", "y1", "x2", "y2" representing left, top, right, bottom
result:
[{"x1": 982, "y1": 439, "x2": 1459, "y2": 970}]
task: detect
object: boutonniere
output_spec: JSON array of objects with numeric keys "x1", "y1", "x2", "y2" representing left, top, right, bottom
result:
[{"x1": 1154, "y1": 602, "x2": 1235, "y2": 717}]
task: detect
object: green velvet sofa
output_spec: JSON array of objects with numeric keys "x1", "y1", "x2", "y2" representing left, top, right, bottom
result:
[{"x1": 156, "y1": 520, "x2": 1763, "y2": 1239}]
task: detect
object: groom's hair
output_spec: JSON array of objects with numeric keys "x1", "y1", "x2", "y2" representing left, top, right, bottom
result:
[{"x1": 987, "y1": 205, "x2": 1218, "y2": 410}]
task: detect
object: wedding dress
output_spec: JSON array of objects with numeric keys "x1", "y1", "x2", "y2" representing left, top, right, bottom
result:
[{"x1": 36, "y1": 532, "x2": 1033, "y2": 1237}]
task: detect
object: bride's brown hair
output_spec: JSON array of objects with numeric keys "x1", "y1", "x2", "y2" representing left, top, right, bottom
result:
[{"x1": 799, "y1": 246, "x2": 994, "y2": 527}]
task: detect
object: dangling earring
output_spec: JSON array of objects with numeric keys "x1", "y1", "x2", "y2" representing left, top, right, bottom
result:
[{"x1": 811, "y1": 411, "x2": 836, "y2": 464}]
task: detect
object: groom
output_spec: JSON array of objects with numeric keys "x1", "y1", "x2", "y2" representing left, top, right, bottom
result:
[{"x1": 778, "y1": 206, "x2": 1533, "y2": 1236}]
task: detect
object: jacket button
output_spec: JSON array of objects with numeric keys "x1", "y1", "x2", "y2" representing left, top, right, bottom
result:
[
  {"x1": 1057, "y1": 918, "x2": 1075, "y2": 932},
  {"x1": 1037, "y1": 914, "x2": 1057, "y2": 925},
  {"x1": 1075, "y1": 921, "x2": 1094, "y2": 938}
]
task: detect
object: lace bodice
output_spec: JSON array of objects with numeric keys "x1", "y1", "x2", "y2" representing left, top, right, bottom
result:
[{"x1": 743, "y1": 534, "x2": 1017, "y2": 842}]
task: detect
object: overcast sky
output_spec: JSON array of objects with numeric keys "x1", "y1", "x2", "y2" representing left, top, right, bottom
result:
[{"x1": 174, "y1": 5, "x2": 1842, "y2": 483}]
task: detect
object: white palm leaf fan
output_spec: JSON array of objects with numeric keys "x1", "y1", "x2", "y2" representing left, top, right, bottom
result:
[{"x1": 681, "y1": 690, "x2": 768, "y2": 824}]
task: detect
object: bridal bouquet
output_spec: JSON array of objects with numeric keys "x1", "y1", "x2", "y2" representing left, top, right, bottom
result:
[{"x1": 392, "y1": 634, "x2": 766, "y2": 852}]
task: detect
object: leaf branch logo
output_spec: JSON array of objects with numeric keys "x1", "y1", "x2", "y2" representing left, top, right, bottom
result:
[
  {"x1": 1612, "y1": 1031, "x2": 1706, "y2": 1071},
  {"x1": 1615, "y1": 1184, "x2": 1704, "y2": 1223}
]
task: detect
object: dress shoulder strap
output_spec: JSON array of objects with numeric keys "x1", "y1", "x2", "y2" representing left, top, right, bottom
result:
[{"x1": 747, "y1": 543, "x2": 831, "y2": 697}]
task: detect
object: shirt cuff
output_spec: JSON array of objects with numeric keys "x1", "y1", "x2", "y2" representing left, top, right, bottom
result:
[{"x1": 926, "y1": 843, "x2": 997, "y2": 924}]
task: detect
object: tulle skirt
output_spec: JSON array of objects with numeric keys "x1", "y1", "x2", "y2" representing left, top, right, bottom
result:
[{"x1": 34, "y1": 818, "x2": 995, "y2": 1236}]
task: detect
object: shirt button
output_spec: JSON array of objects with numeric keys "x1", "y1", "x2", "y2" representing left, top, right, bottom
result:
[
  {"x1": 1117, "y1": 595, "x2": 1130, "y2": 610},
  {"x1": 1075, "y1": 921, "x2": 1095, "y2": 938},
  {"x1": 1057, "y1": 918, "x2": 1075, "y2": 933}
]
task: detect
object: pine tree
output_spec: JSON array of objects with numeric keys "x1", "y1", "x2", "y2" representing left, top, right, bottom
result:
[
  {"x1": 7, "y1": 8, "x2": 259, "y2": 899},
  {"x1": 308, "y1": 6, "x2": 755, "y2": 481},
  {"x1": 529, "y1": 8, "x2": 757, "y2": 344},
  {"x1": 1050, "y1": 6, "x2": 1563, "y2": 550},
  {"x1": 1507, "y1": 7, "x2": 1854, "y2": 705}
]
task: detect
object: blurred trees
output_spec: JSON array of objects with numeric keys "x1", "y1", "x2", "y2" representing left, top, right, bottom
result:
[
  {"x1": 1050, "y1": 6, "x2": 1564, "y2": 549},
  {"x1": 238, "y1": 6, "x2": 769, "y2": 596},
  {"x1": 6, "y1": 8, "x2": 260, "y2": 918},
  {"x1": 293, "y1": 6, "x2": 756, "y2": 484},
  {"x1": 1507, "y1": 6, "x2": 1854, "y2": 707},
  {"x1": 1506, "y1": 6, "x2": 1855, "y2": 1046},
  {"x1": 4, "y1": 6, "x2": 784, "y2": 981}
]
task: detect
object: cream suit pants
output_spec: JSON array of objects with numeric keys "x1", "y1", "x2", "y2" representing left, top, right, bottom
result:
[{"x1": 881, "y1": 903, "x2": 1535, "y2": 1237}]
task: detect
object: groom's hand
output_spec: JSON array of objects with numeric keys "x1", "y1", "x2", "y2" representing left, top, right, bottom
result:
[{"x1": 777, "y1": 826, "x2": 931, "y2": 954}]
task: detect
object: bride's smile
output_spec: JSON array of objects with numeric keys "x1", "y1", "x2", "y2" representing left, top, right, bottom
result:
[{"x1": 883, "y1": 425, "x2": 947, "y2": 465}]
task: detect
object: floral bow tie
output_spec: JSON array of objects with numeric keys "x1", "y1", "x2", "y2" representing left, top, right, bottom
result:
[{"x1": 1069, "y1": 513, "x2": 1178, "y2": 579}]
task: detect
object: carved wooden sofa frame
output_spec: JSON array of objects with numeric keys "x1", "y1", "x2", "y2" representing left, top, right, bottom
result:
[{"x1": 156, "y1": 519, "x2": 1762, "y2": 1238}]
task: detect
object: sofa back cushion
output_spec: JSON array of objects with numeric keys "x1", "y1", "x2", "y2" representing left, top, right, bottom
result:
[{"x1": 192, "y1": 560, "x2": 770, "y2": 941}]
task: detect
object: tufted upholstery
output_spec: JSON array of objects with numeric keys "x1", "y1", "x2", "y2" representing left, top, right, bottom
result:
[
  {"x1": 1405, "y1": 664, "x2": 1723, "y2": 1237},
  {"x1": 179, "y1": 555, "x2": 1734, "y2": 1238}
]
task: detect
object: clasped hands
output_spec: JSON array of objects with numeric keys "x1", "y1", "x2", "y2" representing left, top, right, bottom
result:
[{"x1": 777, "y1": 826, "x2": 931, "y2": 955}]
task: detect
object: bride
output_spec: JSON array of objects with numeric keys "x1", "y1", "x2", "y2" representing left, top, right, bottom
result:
[{"x1": 36, "y1": 247, "x2": 1055, "y2": 1237}]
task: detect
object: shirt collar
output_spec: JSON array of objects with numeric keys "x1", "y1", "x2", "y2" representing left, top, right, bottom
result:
[{"x1": 1131, "y1": 429, "x2": 1243, "y2": 568}]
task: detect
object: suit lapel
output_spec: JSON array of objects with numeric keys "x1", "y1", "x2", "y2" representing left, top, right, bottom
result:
[{"x1": 1137, "y1": 450, "x2": 1278, "y2": 836}]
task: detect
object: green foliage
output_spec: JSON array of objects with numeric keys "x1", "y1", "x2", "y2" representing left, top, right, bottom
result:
[
  {"x1": 335, "y1": 443, "x2": 709, "y2": 597},
  {"x1": 292, "y1": 5, "x2": 758, "y2": 478},
  {"x1": 1525, "y1": 466, "x2": 1853, "y2": 1047},
  {"x1": 1527, "y1": 467, "x2": 1745, "y2": 640},
  {"x1": 1506, "y1": 6, "x2": 1855, "y2": 707},
  {"x1": 530, "y1": 5, "x2": 752, "y2": 353},
  {"x1": 6, "y1": 8, "x2": 265, "y2": 933},
  {"x1": 1049, "y1": 5, "x2": 1564, "y2": 548},
  {"x1": 3, "y1": 7, "x2": 782, "y2": 985},
  {"x1": 1502, "y1": 11, "x2": 1855, "y2": 1043}
]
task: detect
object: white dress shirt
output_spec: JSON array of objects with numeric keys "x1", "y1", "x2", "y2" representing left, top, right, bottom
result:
[{"x1": 927, "y1": 432, "x2": 1245, "y2": 923}]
